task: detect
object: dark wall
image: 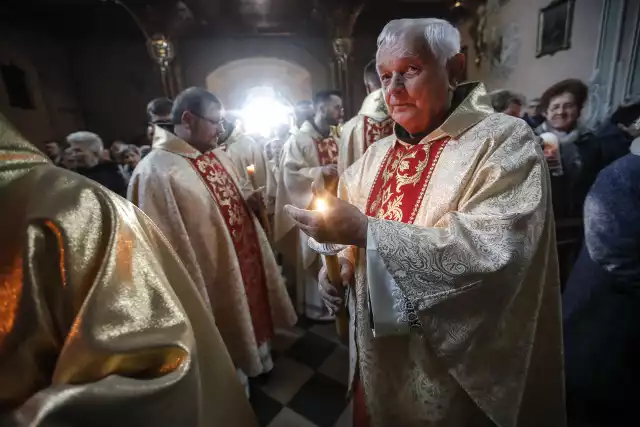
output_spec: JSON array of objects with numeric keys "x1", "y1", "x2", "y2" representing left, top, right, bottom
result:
[{"x1": 0, "y1": 26, "x2": 84, "y2": 147}]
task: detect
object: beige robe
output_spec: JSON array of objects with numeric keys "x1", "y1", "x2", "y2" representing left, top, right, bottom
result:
[
  {"x1": 223, "y1": 126, "x2": 276, "y2": 213},
  {"x1": 274, "y1": 121, "x2": 335, "y2": 320},
  {"x1": 338, "y1": 89, "x2": 393, "y2": 175},
  {"x1": 128, "y1": 127, "x2": 297, "y2": 377},
  {"x1": 264, "y1": 136, "x2": 286, "y2": 177},
  {"x1": 338, "y1": 83, "x2": 565, "y2": 426},
  {"x1": 0, "y1": 115, "x2": 257, "y2": 426}
]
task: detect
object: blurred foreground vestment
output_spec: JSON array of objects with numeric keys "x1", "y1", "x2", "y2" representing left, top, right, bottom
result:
[{"x1": 0, "y1": 115, "x2": 257, "y2": 427}]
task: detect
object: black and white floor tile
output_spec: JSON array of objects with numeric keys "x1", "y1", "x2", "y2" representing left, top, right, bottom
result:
[{"x1": 249, "y1": 318, "x2": 352, "y2": 427}]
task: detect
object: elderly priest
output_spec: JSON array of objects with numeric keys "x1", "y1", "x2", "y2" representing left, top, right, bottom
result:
[{"x1": 286, "y1": 18, "x2": 565, "y2": 427}]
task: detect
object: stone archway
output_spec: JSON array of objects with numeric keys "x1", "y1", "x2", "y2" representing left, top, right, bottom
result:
[{"x1": 205, "y1": 57, "x2": 313, "y2": 111}]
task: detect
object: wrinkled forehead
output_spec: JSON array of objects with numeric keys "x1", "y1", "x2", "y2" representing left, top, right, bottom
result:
[{"x1": 376, "y1": 29, "x2": 432, "y2": 67}]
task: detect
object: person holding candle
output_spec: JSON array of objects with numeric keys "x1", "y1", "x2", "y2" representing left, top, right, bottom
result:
[
  {"x1": 221, "y1": 116, "x2": 277, "y2": 215},
  {"x1": 338, "y1": 59, "x2": 394, "y2": 176},
  {"x1": 285, "y1": 18, "x2": 564, "y2": 427},
  {"x1": 128, "y1": 87, "x2": 297, "y2": 391},
  {"x1": 273, "y1": 89, "x2": 344, "y2": 321}
]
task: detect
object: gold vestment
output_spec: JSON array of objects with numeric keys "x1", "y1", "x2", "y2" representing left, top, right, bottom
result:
[{"x1": 0, "y1": 115, "x2": 257, "y2": 426}]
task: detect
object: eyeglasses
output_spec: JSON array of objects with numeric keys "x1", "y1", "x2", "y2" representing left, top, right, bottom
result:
[{"x1": 190, "y1": 112, "x2": 223, "y2": 127}]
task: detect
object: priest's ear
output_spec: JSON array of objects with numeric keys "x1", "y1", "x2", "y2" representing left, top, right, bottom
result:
[
  {"x1": 181, "y1": 110, "x2": 196, "y2": 130},
  {"x1": 446, "y1": 53, "x2": 465, "y2": 90}
]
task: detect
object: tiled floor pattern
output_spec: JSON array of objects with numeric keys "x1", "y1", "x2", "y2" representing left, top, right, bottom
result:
[{"x1": 249, "y1": 318, "x2": 352, "y2": 427}]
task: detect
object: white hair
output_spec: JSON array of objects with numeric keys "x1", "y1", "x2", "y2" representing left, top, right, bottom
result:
[
  {"x1": 66, "y1": 131, "x2": 104, "y2": 156},
  {"x1": 377, "y1": 18, "x2": 460, "y2": 65}
]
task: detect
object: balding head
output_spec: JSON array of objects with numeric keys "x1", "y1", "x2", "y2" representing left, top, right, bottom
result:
[
  {"x1": 375, "y1": 18, "x2": 465, "y2": 134},
  {"x1": 172, "y1": 87, "x2": 224, "y2": 152}
]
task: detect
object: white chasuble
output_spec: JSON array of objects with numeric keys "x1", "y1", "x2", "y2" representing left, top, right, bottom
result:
[
  {"x1": 128, "y1": 127, "x2": 297, "y2": 377},
  {"x1": 338, "y1": 89, "x2": 394, "y2": 176},
  {"x1": 223, "y1": 127, "x2": 277, "y2": 213},
  {"x1": 338, "y1": 83, "x2": 565, "y2": 427},
  {"x1": 274, "y1": 121, "x2": 339, "y2": 320}
]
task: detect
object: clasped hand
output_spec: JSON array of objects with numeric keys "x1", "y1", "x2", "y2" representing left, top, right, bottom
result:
[
  {"x1": 284, "y1": 189, "x2": 369, "y2": 248},
  {"x1": 245, "y1": 188, "x2": 265, "y2": 212},
  {"x1": 318, "y1": 257, "x2": 354, "y2": 314}
]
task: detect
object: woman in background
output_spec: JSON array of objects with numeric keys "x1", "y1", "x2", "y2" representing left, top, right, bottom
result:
[{"x1": 535, "y1": 79, "x2": 601, "y2": 218}]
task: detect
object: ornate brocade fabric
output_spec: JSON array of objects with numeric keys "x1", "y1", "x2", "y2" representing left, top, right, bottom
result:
[
  {"x1": 365, "y1": 137, "x2": 449, "y2": 223},
  {"x1": 363, "y1": 117, "x2": 394, "y2": 151},
  {"x1": 188, "y1": 151, "x2": 274, "y2": 345},
  {"x1": 338, "y1": 89, "x2": 393, "y2": 176},
  {"x1": 338, "y1": 83, "x2": 565, "y2": 427},
  {"x1": 313, "y1": 136, "x2": 339, "y2": 166}
]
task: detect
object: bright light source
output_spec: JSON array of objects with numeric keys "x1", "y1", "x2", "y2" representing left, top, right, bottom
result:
[
  {"x1": 315, "y1": 198, "x2": 327, "y2": 212},
  {"x1": 240, "y1": 86, "x2": 291, "y2": 138}
]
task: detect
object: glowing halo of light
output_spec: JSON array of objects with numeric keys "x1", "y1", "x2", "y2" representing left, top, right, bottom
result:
[{"x1": 239, "y1": 86, "x2": 292, "y2": 138}]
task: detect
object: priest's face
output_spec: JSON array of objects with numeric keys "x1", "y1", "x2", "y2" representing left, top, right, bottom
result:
[
  {"x1": 320, "y1": 95, "x2": 344, "y2": 126},
  {"x1": 377, "y1": 32, "x2": 461, "y2": 135},
  {"x1": 184, "y1": 103, "x2": 224, "y2": 150}
]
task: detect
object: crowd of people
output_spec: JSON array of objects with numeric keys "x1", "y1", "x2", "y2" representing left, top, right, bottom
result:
[{"x1": 1, "y1": 16, "x2": 639, "y2": 427}]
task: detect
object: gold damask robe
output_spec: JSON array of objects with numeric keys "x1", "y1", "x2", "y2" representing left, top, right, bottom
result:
[
  {"x1": 338, "y1": 89, "x2": 393, "y2": 176},
  {"x1": 0, "y1": 116, "x2": 257, "y2": 426},
  {"x1": 223, "y1": 126, "x2": 277, "y2": 213},
  {"x1": 128, "y1": 127, "x2": 296, "y2": 378},
  {"x1": 338, "y1": 83, "x2": 565, "y2": 426},
  {"x1": 274, "y1": 121, "x2": 338, "y2": 320}
]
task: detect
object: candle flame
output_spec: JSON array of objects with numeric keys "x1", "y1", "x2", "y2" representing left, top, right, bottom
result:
[
  {"x1": 246, "y1": 164, "x2": 255, "y2": 174},
  {"x1": 315, "y1": 198, "x2": 327, "y2": 212}
]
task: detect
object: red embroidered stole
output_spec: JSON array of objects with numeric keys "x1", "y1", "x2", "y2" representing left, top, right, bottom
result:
[
  {"x1": 363, "y1": 117, "x2": 394, "y2": 151},
  {"x1": 365, "y1": 137, "x2": 450, "y2": 224},
  {"x1": 188, "y1": 151, "x2": 274, "y2": 345},
  {"x1": 313, "y1": 136, "x2": 339, "y2": 166}
]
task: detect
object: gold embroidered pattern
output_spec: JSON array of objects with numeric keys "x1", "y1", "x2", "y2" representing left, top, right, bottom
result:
[
  {"x1": 314, "y1": 136, "x2": 339, "y2": 166},
  {"x1": 188, "y1": 151, "x2": 274, "y2": 345},
  {"x1": 365, "y1": 138, "x2": 450, "y2": 224}
]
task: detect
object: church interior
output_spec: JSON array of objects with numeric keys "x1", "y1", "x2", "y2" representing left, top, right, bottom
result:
[{"x1": 1, "y1": 0, "x2": 639, "y2": 426}]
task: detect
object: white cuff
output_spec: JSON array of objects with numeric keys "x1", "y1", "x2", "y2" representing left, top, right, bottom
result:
[{"x1": 366, "y1": 223, "x2": 410, "y2": 337}]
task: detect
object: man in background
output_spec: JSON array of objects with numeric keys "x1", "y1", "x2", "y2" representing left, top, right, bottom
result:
[
  {"x1": 147, "y1": 97, "x2": 174, "y2": 142},
  {"x1": 43, "y1": 140, "x2": 62, "y2": 166},
  {"x1": 293, "y1": 100, "x2": 315, "y2": 131},
  {"x1": 265, "y1": 122, "x2": 290, "y2": 177},
  {"x1": 489, "y1": 89, "x2": 524, "y2": 117},
  {"x1": 221, "y1": 115, "x2": 276, "y2": 215},
  {"x1": 0, "y1": 112, "x2": 257, "y2": 427},
  {"x1": 66, "y1": 131, "x2": 127, "y2": 197},
  {"x1": 129, "y1": 87, "x2": 296, "y2": 392},
  {"x1": 274, "y1": 90, "x2": 343, "y2": 321},
  {"x1": 338, "y1": 59, "x2": 394, "y2": 175},
  {"x1": 523, "y1": 97, "x2": 544, "y2": 128}
]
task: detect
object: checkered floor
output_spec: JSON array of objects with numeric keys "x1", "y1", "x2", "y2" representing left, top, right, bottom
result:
[{"x1": 249, "y1": 317, "x2": 352, "y2": 427}]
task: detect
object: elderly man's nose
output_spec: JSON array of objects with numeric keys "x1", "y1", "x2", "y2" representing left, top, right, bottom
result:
[{"x1": 388, "y1": 73, "x2": 405, "y2": 93}]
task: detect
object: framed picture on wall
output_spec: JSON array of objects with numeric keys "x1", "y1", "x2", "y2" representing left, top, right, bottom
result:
[{"x1": 536, "y1": 0, "x2": 575, "y2": 58}]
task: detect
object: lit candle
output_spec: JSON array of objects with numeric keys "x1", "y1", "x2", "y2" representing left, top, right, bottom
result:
[
  {"x1": 246, "y1": 164, "x2": 258, "y2": 189},
  {"x1": 314, "y1": 198, "x2": 349, "y2": 341},
  {"x1": 246, "y1": 164, "x2": 271, "y2": 238}
]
